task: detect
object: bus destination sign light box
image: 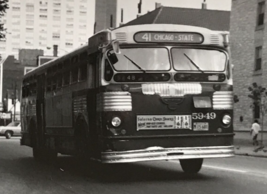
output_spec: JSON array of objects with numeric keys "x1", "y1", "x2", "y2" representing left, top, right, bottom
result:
[{"x1": 134, "y1": 32, "x2": 204, "y2": 44}]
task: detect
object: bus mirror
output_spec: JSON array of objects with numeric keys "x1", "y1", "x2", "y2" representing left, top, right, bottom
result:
[
  {"x1": 107, "y1": 51, "x2": 118, "y2": 65},
  {"x1": 112, "y1": 40, "x2": 121, "y2": 54}
]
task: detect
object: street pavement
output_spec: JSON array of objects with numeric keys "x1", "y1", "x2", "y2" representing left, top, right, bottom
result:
[{"x1": 234, "y1": 131, "x2": 267, "y2": 157}]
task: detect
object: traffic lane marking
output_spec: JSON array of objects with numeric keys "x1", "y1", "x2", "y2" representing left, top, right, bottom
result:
[
  {"x1": 202, "y1": 165, "x2": 247, "y2": 173},
  {"x1": 169, "y1": 160, "x2": 267, "y2": 178}
]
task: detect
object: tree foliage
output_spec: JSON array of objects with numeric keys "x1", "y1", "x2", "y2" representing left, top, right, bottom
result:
[
  {"x1": 248, "y1": 82, "x2": 267, "y2": 116},
  {"x1": 0, "y1": 0, "x2": 9, "y2": 39}
]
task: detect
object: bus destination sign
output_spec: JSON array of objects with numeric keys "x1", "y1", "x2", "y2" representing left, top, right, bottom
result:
[{"x1": 134, "y1": 32, "x2": 203, "y2": 44}]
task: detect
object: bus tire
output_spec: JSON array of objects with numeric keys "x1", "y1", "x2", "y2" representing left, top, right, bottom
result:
[
  {"x1": 179, "y1": 158, "x2": 203, "y2": 174},
  {"x1": 5, "y1": 131, "x2": 12, "y2": 139},
  {"x1": 33, "y1": 147, "x2": 43, "y2": 160},
  {"x1": 29, "y1": 121, "x2": 44, "y2": 160}
]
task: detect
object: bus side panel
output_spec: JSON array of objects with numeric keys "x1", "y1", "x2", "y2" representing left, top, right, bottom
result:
[{"x1": 21, "y1": 98, "x2": 37, "y2": 146}]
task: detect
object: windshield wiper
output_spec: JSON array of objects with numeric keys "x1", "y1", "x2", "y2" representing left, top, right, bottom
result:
[
  {"x1": 183, "y1": 53, "x2": 204, "y2": 73},
  {"x1": 123, "y1": 54, "x2": 146, "y2": 73}
]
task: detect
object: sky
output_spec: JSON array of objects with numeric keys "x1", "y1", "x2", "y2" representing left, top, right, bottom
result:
[{"x1": 116, "y1": 0, "x2": 232, "y2": 26}]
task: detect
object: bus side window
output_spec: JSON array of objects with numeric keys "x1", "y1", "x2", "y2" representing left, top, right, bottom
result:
[
  {"x1": 47, "y1": 77, "x2": 52, "y2": 92},
  {"x1": 32, "y1": 83, "x2": 37, "y2": 94},
  {"x1": 63, "y1": 59, "x2": 71, "y2": 86},
  {"x1": 22, "y1": 86, "x2": 27, "y2": 97},
  {"x1": 104, "y1": 59, "x2": 114, "y2": 81},
  {"x1": 79, "y1": 63, "x2": 87, "y2": 81},
  {"x1": 63, "y1": 71, "x2": 70, "y2": 86},
  {"x1": 71, "y1": 67, "x2": 79, "y2": 83},
  {"x1": 71, "y1": 55, "x2": 79, "y2": 83},
  {"x1": 57, "y1": 73, "x2": 62, "y2": 88},
  {"x1": 52, "y1": 76, "x2": 57, "y2": 91},
  {"x1": 57, "y1": 63, "x2": 63, "y2": 88},
  {"x1": 88, "y1": 53, "x2": 97, "y2": 88}
]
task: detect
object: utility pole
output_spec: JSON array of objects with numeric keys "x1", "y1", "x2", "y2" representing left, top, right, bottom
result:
[{"x1": 13, "y1": 82, "x2": 16, "y2": 121}]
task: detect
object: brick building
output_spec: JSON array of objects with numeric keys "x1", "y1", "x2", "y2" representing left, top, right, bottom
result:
[
  {"x1": 230, "y1": 0, "x2": 267, "y2": 131},
  {"x1": 122, "y1": 5, "x2": 230, "y2": 31},
  {"x1": 0, "y1": 49, "x2": 47, "y2": 123}
]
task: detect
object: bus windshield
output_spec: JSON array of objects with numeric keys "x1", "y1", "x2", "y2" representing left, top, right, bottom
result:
[
  {"x1": 171, "y1": 48, "x2": 227, "y2": 72},
  {"x1": 108, "y1": 48, "x2": 171, "y2": 71}
]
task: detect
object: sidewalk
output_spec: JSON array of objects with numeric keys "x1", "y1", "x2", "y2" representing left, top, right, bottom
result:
[{"x1": 234, "y1": 131, "x2": 267, "y2": 158}]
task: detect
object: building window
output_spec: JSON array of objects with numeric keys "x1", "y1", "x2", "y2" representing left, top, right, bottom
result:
[
  {"x1": 53, "y1": 9, "x2": 61, "y2": 14},
  {"x1": 66, "y1": 24, "x2": 74, "y2": 28},
  {"x1": 40, "y1": 8, "x2": 47, "y2": 12},
  {"x1": 80, "y1": 5, "x2": 86, "y2": 10},
  {"x1": 52, "y1": 33, "x2": 60, "y2": 39},
  {"x1": 12, "y1": 7, "x2": 20, "y2": 11},
  {"x1": 80, "y1": 11, "x2": 86, "y2": 15},
  {"x1": 40, "y1": 15, "x2": 47, "y2": 19},
  {"x1": 26, "y1": 20, "x2": 34, "y2": 25},
  {"x1": 255, "y1": 46, "x2": 262, "y2": 71},
  {"x1": 26, "y1": 14, "x2": 34, "y2": 19},
  {"x1": 67, "y1": 10, "x2": 73, "y2": 14},
  {"x1": 26, "y1": 3, "x2": 34, "y2": 8},
  {"x1": 66, "y1": 30, "x2": 73, "y2": 35},
  {"x1": 66, "y1": 42, "x2": 73, "y2": 46},
  {"x1": 67, "y1": 18, "x2": 74, "y2": 22},
  {"x1": 53, "y1": 16, "x2": 61, "y2": 20},
  {"x1": 53, "y1": 2, "x2": 61, "y2": 6},
  {"x1": 53, "y1": 24, "x2": 60, "y2": 28},
  {"x1": 257, "y1": 2, "x2": 265, "y2": 26},
  {"x1": 12, "y1": 34, "x2": 20, "y2": 38},
  {"x1": 79, "y1": 24, "x2": 86, "y2": 29}
]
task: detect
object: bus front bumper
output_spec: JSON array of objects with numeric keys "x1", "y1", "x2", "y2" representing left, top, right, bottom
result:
[{"x1": 101, "y1": 146, "x2": 234, "y2": 163}]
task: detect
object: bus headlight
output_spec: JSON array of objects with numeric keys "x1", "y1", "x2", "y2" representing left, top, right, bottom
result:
[
  {"x1": 222, "y1": 115, "x2": 231, "y2": 125},
  {"x1": 111, "y1": 117, "x2": 121, "y2": 127}
]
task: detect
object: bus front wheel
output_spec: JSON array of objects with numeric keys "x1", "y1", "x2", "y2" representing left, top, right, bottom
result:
[{"x1": 179, "y1": 158, "x2": 203, "y2": 174}]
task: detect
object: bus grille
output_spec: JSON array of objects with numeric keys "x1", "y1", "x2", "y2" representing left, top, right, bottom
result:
[
  {"x1": 115, "y1": 32, "x2": 127, "y2": 42},
  {"x1": 212, "y1": 91, "x2": 233, "y2": 109},
  {"x1": 210, "y1": 34, "x2": 220, "y2": 45},
  {"x1": 142, "y1": 83, "x2": 202, "y2": 97},
  {"x1": 97, "y1": 92, "x2": 132, "y2": 111}
]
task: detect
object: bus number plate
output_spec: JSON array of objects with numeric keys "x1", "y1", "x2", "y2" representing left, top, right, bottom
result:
[
  {"x1": 193, "y1": 122, "x2": 209, "y2": 131},
  {"x1": 137, "y1": 115, "x2": 192, "y2": 130}
]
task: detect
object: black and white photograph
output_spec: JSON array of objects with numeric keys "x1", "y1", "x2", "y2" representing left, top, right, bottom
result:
[{"x1": 0, "y1": 0, "x2": 267, "y2": 193}]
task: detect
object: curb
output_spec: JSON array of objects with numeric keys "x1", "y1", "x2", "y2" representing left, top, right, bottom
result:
[
  {"x1": 234, "y1": 146, "x2": 267, "y2": 158},
  {"x1": 235, "y1": 152, "x2": 267, "y2": 158}
]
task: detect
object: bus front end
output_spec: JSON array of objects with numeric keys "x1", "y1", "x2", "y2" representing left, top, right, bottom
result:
[{"x1": 93, "y1": 25, "x2": 234, "y2": 173}]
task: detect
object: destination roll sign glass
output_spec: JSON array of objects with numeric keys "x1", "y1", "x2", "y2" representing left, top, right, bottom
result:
[{"x1": 134, "y1": 32, "x2": 204, "y2": 44}]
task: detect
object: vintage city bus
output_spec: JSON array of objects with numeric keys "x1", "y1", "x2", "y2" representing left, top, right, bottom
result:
[{"x1": 21, "y1": 24, "x2": 234, "y2": 173}]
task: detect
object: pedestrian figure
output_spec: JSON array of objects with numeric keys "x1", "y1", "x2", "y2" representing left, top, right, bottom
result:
[{"x1": 250, "y1": 120, "x2": 261, "y2": 146}]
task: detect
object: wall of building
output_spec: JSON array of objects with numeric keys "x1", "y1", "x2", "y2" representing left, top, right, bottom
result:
[
  {"x1": 230, "y1": 0, "x2": 265, "y2": 131},
  {"x1": 2, "y1": 56, "x2": 24, "y2": 112},
  {"x1": 19, "y1": 49, "x2": 44, "y2": 67},
  {"x1": 95, "y1": 0, "x2": 117, "y2": 33},
  {"x1": 0, "y1": 0, "x2": 94, "y2": 58}
]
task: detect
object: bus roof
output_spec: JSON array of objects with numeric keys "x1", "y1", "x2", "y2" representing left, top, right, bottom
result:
[{"x1": 23, "y1": 44, "x2": 88, "y2": 79}]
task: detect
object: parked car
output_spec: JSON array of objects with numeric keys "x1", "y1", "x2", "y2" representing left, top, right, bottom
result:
[{"x1": 0, "y1": 122, "x2": 21, "y2": 139}]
